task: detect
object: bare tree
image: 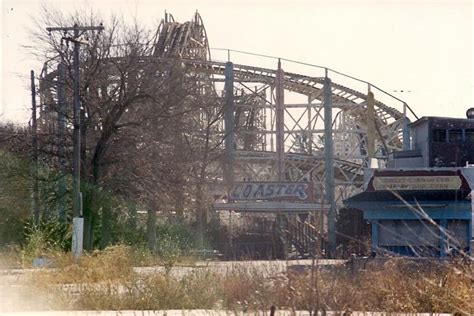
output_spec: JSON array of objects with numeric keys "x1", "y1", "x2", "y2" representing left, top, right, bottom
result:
[{"x1": 31, "y1": 7, "x2": 225, "y2": 250}]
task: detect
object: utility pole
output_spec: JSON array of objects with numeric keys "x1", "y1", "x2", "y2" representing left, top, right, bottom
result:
[
  {"x1": 31, "y1": 70, "x2": 39, "y2": 226},
  {"x1": 57, "y1": 61, "x2": 66, "y2": 222},
  {"x1": 46, "y1": 23, "x2": 104, "y2": 259}
]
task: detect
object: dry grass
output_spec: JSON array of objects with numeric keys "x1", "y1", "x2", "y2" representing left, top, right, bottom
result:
[
  {"x1": 49, "y1": 246, "x2": 134, "y2": 283},
  {"x1": 353, "y1": 259, "x2": 473, "y2": 313},
  {"x1": 2, "y1": 246, "x2": 473, "y2": 314},
  {"x1": 68, "y1": 271, "x2": 222, "y2": 310},
  {"x1": 0, "y1": 246, "x2": 22, "y2": 269}
]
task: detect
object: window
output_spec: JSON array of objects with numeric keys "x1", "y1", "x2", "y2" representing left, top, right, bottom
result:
[
  {"x1": 432, "y1": 129, "x2": 446, "y2": 142},
  {"x1": 448, "y1": 129, "x2": 463, "y2": 142},
  {"x1": 465, "y1": 129, "x2": 474, "y2": 142}
]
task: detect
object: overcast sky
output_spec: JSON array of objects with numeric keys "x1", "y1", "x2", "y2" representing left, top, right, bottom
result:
[{"x1": 1, "y1": 0, "x2": 473, "y2": 124}]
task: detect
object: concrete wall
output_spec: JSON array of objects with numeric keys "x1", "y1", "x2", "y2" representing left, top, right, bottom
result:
[
  {"x1": 389, "y1": 156, "x2": 424, "y2": 168},
  {"x1": 411, "y1": 123, "x2": 430, "y2": 167}
]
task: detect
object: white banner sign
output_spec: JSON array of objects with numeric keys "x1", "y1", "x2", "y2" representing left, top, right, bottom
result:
[
  {"x1": 373, "y1": 176, "x2": 462, "y2": 191},
  {"x1": 230, "y1": 182, "x2": 312, "y2": 201}
]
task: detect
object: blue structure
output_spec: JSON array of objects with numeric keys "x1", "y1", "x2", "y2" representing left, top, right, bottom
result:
[
  {"x1": 346, "y1": 169, "x2": 473, "y2": 257},
  {"x1": 345, "y1": 115, "x2": 474, "y2": 257}
]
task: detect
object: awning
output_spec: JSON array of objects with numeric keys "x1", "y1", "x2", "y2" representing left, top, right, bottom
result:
[{"x1": 213, "y1": 201, "x2": 329, "y2": 213}]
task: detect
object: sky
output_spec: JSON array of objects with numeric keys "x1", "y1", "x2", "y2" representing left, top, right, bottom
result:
[{"x1": 1, "y1": 0, "x2": 473, "y2": 124}]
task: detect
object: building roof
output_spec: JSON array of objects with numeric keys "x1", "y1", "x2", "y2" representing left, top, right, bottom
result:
[
  {"x1": 345, "y1": 189, "x2": 470, "y2": 204},
  {"x1": 409, "y1": 116, "x2": 474, "y2": 128},
  {"x1": 344, "y1": 167, "x2": 474, "y2": 207}
]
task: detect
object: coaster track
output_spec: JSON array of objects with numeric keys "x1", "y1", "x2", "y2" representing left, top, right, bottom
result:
[
  {"x1": 150, "y1": 12, "x2": 414, "y2": 202},
  {"x1": 38, "y1": 12, "x2": 417, "y2": 257},
  {"x1": 39, "y1": 11, "x2": 415, "y2": 204}
]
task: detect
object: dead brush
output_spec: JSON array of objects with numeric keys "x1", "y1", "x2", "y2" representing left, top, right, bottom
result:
[
  {"x1": 31, "y1": 245, "x2": 134, "y2": 285},
  {"x1": 309, "y1": 258, "x2": 474, "y2": 314},
  {"x1": 139, "y1": 270, "x2": 221, "y2": 309},
  {"x1": 0, "y1": 245, "x2": 22, "y2": 269},
  {"x1": 66, "y1": 269, "x2": 222, "y2": 310},
  {"x1": 218, "y1": 261, "x2": 288, "y2": 311},
  {"x1": 352, "y1": 259, "x2": 473, "y2": 313},
  {"x1": 216, "y1": 259, "x2": 473, "y2": 314},
  {"x1": 220, "y1": 267, "x2": 267, "y2": 310},
  {"x1": 14, "y1": 251, "x2": 474, "y2": 313}
]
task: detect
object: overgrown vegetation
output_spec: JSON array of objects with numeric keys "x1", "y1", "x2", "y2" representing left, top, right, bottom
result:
[
  {"x1": 1, "y1": 5, "x2": 473, "y2": 315},
  {"x1": 0, "y1": 137, "x2": 199, "y2": 265},
  {"x1": 2, "y1": 247, "x2": 472, "y2": 313},
  {"x1": 1, "y1": 4, "x2": 223, "y2": 256},
  {"x1": 0, "y1": 149, "x2": 32, "y2": 247}
]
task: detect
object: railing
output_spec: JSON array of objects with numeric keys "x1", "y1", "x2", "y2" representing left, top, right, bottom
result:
[
  {"x1": 210, "y1": 47, "x2": 418, "y2": 121},
  {"x1": 285, "y1": 215, "x2": 323, "y2": 258}
]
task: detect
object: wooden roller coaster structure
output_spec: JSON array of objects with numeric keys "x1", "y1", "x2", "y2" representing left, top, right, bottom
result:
[{"x1": 38, "y1": 12, "x2": 417, "y2": 258}]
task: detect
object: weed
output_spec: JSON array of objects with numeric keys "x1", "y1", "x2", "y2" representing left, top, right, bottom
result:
[{"x1": 5, "y1": 248, "x2": 473, "y2": 314}]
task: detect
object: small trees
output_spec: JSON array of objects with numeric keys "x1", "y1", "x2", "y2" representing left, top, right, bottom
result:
[{"x1": 26, "y1": 7, "x2": 224, "y2": 252}]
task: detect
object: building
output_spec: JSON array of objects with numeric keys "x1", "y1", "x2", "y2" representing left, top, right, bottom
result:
[
  {"x1": 345, "y1": 113, "x2": 474, "y2": 257},
  {"x1": 389, "y1": 116, "x2": 474, "y2": 168}
]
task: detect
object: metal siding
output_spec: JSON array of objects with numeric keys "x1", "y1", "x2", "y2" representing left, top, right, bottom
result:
[
  {"x1": 378, "y1": 220, "x2": 439, "y2": 247},
  {"x1": 364, "y1": 209, "x2": 471, "y2": 220},
  {"x1": 447, "y1": 220, "x2": 469, "y2": 249}
]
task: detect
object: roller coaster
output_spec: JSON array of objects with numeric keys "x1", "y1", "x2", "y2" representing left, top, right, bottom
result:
[{"x1": 39, "y1": 12, "x2": 417, "y2": 258}]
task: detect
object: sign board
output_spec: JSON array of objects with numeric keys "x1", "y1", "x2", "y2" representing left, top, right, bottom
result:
[
  {"x1": 373, "y1": 176, "x2": 462, "y2": 191},
  {"x1": 229, "y1": 182, "x2": 312, "y2": 201},
  {"x1": 213, "y1": 201, "x2": 328, "y2": 212}
]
